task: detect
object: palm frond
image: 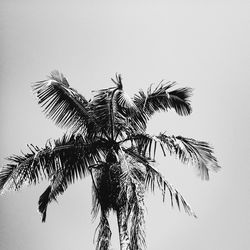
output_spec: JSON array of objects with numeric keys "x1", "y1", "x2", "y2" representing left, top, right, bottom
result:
[
  {"x1": 95, "y1": 212, "x2": 112, "y2": 250},
  {"x1": 116, "y1": 90, "x2": 137, "y2": 111},
  {"x1": 129, "y1": 182, "x2": 146, "y2": 250},
  {"x1": 90, "y1": 88, "x2": 113, "y2": 136},
  {"x1": 91, "y1": 162, "x2": 110, "y2": 219},
  {"x1": 115, "y1": 90, "x2": 142, "y2": 136},
  {"x1": 0, "y1": 134, "x2": 104, "y2": 194},
  {"x1": 0, "y1": 146, "x2": 53, "y2": 193},
  {"x1": 38, "y1": 168, "x2": 70, "y2": 222},
  {"x1": 125, "y1": 133, "x2": 220, "y2": 180},
  {"x1": 133, "y1": 82, "x2": 192, "y2": 125},
  {"x1": 118, "y1": 150, "x2": 145, "y2": 208},
  {"x1": 145, "y1": 163, "x2": 197, "y2": 217},
  {"x1": 0, "y1": 162, "x2": 16, "y2": 192},
  {"x1": 124, "y1": 148, "x2": 197, "y2": 217},
  {"x1": 90, "y1": 74, "x2": 142, "y2": 139},
  {"x1": 112, "y1": 75, "x2": 137, "y2": 114},
  {"x1": 110, "y1": 77, "x2": 140, "y2": 139},
  {"x1": 111, "y1": 73, "x2": 123, "y2": 89},
  {"x1": 38, "y1": 185, "x2": 52, "y2": 222},
  {"x1": 32, "y1": 70, "x2": 92, "y2": 133},
  {"x1": 36, "y1": 135, "x2": 107, "y2": 222},
  {"x1": 90, "y1": 74, "x2": 125, "y2": 138},
  {"x1": 157, "y1": 134, "x2": 220, "y2": 180}
]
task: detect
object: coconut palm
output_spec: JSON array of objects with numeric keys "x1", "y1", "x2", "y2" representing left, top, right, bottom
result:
[{"x1": 0, "y1": 71, "x2": 220, "y2": 250}]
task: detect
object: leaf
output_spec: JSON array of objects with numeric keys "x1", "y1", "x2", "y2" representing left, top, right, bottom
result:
[
  {"x1": 124, "y1": 148, "x2": 197, "y2": 217},
  {"x1": 91, "y1": 74, "x2": 144, "y2": 139},
  {"x1": 38, "y1": 185, "x2": 52, "y2": 222},
  {"x1": 129, "y1": 182, "x2": 146, "y2": 250},
  {"x1": 90, "y1": 88, "x2": 113, "y2": 136},
  {"x1": 0, "y1": 150, "x2": 49, "y2": 193},
  {"x1": 0, "y1": 134, "x2": 104, "y2": 194},
  {"x1": 157, "y1": 134, "x2": 221, "y2": 180},
  {"x1": 133, "y1": 82, "x2": 193, "y2": 127},
  {"x1": 0, "y1": 163, "x2": 18, "y2": 193},
  {"x1": 95, "y1": 212, "x2": 112, "y2": 250},
  {"x1": 125, "y1": 133, "x2": 220, "y2": 180},
  {"x1": 38, "y1": 169, "x2": 69, "y2": 222},
  {"x1": 32, "y1": 71, "x2": 91, "y2": 133}
]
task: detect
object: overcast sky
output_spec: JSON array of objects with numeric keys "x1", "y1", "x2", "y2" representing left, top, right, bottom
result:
[{"x1": 0, "y1": 1, "x2": 249, "y2": 250}]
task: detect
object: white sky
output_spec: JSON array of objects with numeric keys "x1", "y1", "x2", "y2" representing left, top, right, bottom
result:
[{"x1": 0, "y1": 1, "x2": 249, "y2": 249}]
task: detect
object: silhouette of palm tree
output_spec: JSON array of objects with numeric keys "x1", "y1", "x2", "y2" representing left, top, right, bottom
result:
[{"x1": 0, "y1": 71, "x2": 220, "y2": 250}]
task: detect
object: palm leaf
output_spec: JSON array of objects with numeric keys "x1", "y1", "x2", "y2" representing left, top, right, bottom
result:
[
  {"x1": 90, "y1": 87, "x2": 114, "y2": 137},
  {"x1": 133, "y1": 82, "x2": 193, "y2": 124},
  {"x1": 38, "y1": 168, "x2": 70, "y2": 222},
  {"x1": 38, "y1": 185, "x2": 52, "y2": 222},
  {"x1": 32, "y1": 70, "x2": 92, "y2": 134},
  {"x1": 118, "y1": 150, "x2": 145, "y2": 205},
  {"x1": 39, "y1": 153, "x2": 107, "y2": 222},
  {"x1": 0, "y1": 134, "x2": 104, "y2": 194},
  {"x1": 112, "y1": 75, "x2": 137, "y2": 115},
  {"x1": 129, "y1": 182, "x2": 146, "y2": 250},
  {"x1": 36, "y1": 135, "x2": 107, "y2": 222},
  {"x1": 145, "y1": 164, "x2": 196, "y2": 217},
  {"x1": 0, "y1": 146, "x2": 53, "y2": 193},
  {"x1": 125, "y1": 133, "x2": 220, "y2": 180},
  {"x1": 117, "y1": 159, "x2": 146, "y2": 249},
  {"x1": 124, "y1": 148, "x2": 196, "y2": 217},
  {"x1": 90, "y1": 74, "x2": 141, "y2": 139},
  {"x1": 95, "y1": 212, "x2": 112, "y2": 250},
  {"x1": 91, "y1": 162, "x2": 111, "y2": 219},
  {"x1": 157, "y1": 134, "x2": 220, "y2": 180}
]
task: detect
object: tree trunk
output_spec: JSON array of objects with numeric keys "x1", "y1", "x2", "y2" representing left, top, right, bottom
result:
[{"x1": 117, "y1": 207, "x2": 130, "y2": 250}]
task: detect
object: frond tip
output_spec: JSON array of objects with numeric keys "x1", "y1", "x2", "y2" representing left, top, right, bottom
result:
[{"x1": 38, "y1": 185, "x2": 52, "y2": 222}]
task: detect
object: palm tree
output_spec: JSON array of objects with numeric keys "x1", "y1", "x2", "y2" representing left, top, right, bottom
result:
[{"x1": 0, "y1": 71, "x2": 220, "y2": 250}]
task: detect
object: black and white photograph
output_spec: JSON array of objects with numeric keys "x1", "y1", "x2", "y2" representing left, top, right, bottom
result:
[{"x1": 0, "y1": 1, "x2": 249, "y2": 249}]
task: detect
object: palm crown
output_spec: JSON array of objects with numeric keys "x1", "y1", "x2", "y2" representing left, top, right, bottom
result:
[{"x1": 0, "y1": 71, "x2": 220, "y2": 250}]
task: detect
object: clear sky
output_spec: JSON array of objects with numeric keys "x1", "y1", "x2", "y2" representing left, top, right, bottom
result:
[{"x1": 0, "y1": 1, "x2": 249, "y2": 249}]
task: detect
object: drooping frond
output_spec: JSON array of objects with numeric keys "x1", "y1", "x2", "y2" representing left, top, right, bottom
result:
[
  {"x1": 0, "y1": 134, "x2": 104, "y2": 195},
  {"x1": 36, "y1": 135, "x2": 106, "y2": 222},
  {"x1": 125, "y1": 132, "x2": 220, "y2": 180},
  {"x1": 91, "y1": 162, "x2": 110, "y2": 219},
  {"x1": 38, "y1": 185, "x2": 52, "y2": 222},
  {"x1": 124, "y1": 148, "x2": 197, "y2": 217},
  {"x1": 32, "y1": 71, "x2": 92, "y2": 134},
  {"x1": 0, "y1": 145, "x2": 53, "y2": 193},
  {"x1": 129, "y1": 182, "x2": 146, "y2": 250},
  {"x1": 157, "y1": 134, "x2": 220, "y2": 180},
  {"x1": 95, "y1": 212, "x2": 112, "y2": 250},
  {"x1": 133, "y1": 82, "x2": 193, "y2": 127},
  {"x1": 38, "y1": 168, "x2": 72, "y2": 222},
  {"x1": 118, "y1": 150, "x2": 145, "y2": 208},
  {"x1": 38, "y1": 148, "x2": 93, "y2": 222}
]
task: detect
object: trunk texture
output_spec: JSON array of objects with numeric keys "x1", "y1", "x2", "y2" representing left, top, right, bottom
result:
[{"x1": 117, "y1": 207, "x2": 130, "y2": 250}]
